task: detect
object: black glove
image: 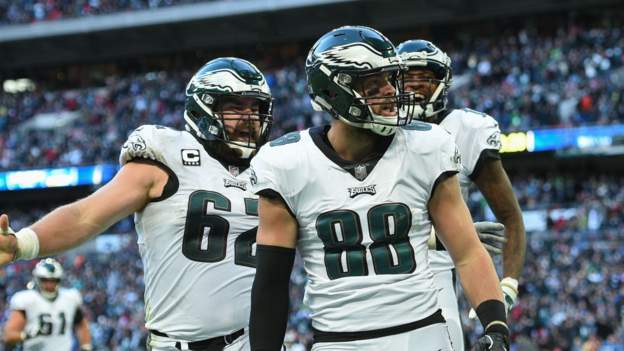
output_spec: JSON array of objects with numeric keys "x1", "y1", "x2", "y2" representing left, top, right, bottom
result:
[{"x1": 471, "y1": 332, "x2": 509, "y2": 351}]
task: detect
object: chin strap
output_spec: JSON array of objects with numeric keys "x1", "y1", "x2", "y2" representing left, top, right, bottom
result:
[{"x1": 228, "y1": 143, "x2": 255, "y2": 159}]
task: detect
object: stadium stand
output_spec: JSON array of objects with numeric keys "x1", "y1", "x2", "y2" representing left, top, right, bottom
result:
[
  {"x1": 2, "y1": 2, "x2": 624, "y2": 350},
  {"x1": 0, "y1": 0, "x2": 221, "y2": 25},
  {"x1": 1, "y1": 12, "x2": 623, "y2": 170}
]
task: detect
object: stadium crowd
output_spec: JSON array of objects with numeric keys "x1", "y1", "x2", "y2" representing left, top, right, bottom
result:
[
  {"x1": 0, "y1": 0, "x2": 223, "y2": 25},
  {"x1": 1, "y1": 8, "x2": 624, "y2": 351},
  {"x1": 1, "y1": 174, "x2": 623, "y2": 350},
  {"x1": 1, "y1": 12, "x2": 624, "y2": 170}
]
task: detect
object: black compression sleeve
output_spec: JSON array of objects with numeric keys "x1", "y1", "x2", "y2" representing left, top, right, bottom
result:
[
  {"x1": 475, "y1": 299, "x2": 509, "y2": 335},
  {"x1": 73, "y1": 307, "x2": 84, "y2": 325},
  {"x1": 250, "y1": 245, "x2": 296, "y2": 351}
]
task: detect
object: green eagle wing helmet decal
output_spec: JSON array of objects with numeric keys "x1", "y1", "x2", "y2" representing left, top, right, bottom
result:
[
  {"x1": 186, "y1": 58, "x2": 270, "y2": 96},
  {"x1": 184, "y1": 57, "x2": 273, "y2": 161}
]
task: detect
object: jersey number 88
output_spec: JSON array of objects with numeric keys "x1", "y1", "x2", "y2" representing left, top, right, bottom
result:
[{"x1": 316, "y1": 203, "x2": 416, "y2": 280}]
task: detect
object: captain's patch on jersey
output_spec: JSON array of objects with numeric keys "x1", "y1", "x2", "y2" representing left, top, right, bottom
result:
[
  {"x1": 347, "y1": 184, "x2": 376, "y2": 198},
  {"x1": 181, "y1": 149, "x2": 201, "y2": 166}
]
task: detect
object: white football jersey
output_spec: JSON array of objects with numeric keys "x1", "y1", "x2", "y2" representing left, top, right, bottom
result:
[
  {"x1": 250, "y1": 123, "x2": 460, "y2": 332},
  {"x1": 428, "y1": 108, "x2": 502, "y2": 273},
  {"x1": 9, "y1": 288, "x2": 82, "y2": 351},
  {"x1": 120, "y1": 125, "x2": 258, "y2": 341}
]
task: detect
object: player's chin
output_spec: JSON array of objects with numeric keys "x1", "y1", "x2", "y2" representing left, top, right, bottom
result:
[{"x1": 376, "y1": 106, "x2": 397, "y2": 118}]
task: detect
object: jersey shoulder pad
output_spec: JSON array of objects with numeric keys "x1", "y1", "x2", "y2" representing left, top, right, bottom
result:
[
  {"x1": 402, "y1": 122, "x2": 453, "y2": 153},
  {"x1": 250, "y1": 130, "x2": 309, "y2": 201},
  {"x1": 449, "y1": 108, "x2": 499, "y2": 131},
  {"x1": 119, "y1": 124, "x2": 180, "y2": 166},
  {"x1": 9, "y1": 290, "x2": 34, "y2": 310},
  {"x1": 257, "y1": 130, "x2": 307, "y2": 169},
  {"x1": 450, "y1": 108, "x2": 501, "y2": 149},
  {"x1": 60, "y1": 288, "x2": 82, "y2": 305}
]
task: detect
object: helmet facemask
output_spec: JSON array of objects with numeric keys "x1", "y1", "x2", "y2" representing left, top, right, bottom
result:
[
  {"x1": 308, "y1": 57, "x2": 415, "y2": 136},
  {"x1": 403, "y1": 67, "x2": 451, "y2": 121},
  {"x1": 185, "y1": 92, "x2": 273, "y2": 160},
  {"x1": 397, "y1": 40, "x2": 452, "y2": 121},
  {"x1": 349, "y1": 70, "x2": 415, "y2": 135}
]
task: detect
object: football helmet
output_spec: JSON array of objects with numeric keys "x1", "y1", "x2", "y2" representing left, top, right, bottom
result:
[
  {"x1": 32, "y1": 258, "x2": 64, "y2": 300},
  {"x1": 185, "y1": 57, "x2": 273, "y2": 159},
  {"x1": 305, "y1": 26, "x2": 414, "y2": 136},
  {"x1": 396, "y1": 39, "x2": 452, "y2": 120}
]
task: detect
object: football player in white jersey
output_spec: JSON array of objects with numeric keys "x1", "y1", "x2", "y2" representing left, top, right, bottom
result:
[
  {"x1": 0, "y1": 57, "x2": 274, "y2": 351},
  {"x1": 397, "y1": 39, "x2": 526, "y2": 349},
  {"x1": 248, "y1": 26, "x2": 509, "y2": 351},
  {"x1": 3, "y1": 258, "x2": 92, "y2": 351}
]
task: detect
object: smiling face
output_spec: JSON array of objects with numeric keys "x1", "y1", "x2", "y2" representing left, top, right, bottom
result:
[{"x1": 403, "y1": 68, "x2": 440, "y2": 104}]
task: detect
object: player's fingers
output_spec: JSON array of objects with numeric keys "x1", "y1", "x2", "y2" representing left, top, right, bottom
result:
[
  {"x1": 482, "y1": 243, "x2": 503, "y2": 255},
  {"x1": 474, "y1": 221, "x2": 505, "y2": 232},
  {"x1": 0, "y1": 214, "x2": 9, "y2": 233},
  {"x1": 479, "y1": 233, "x2": 507, "y2": 243}
]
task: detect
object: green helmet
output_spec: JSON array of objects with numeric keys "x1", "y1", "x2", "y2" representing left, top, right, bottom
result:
[
  {"x1": 305, "y1": 25, "x2": 414, "y2": 136},
  {"x1": 185, "y1": 57, "x2": 273, "y2": 159}
]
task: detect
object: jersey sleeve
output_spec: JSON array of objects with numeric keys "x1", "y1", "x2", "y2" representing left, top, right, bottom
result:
[
  {"x1": 70, "y1": 289, "x2": 83, "y2": 306},
  {"x1": 249, "y1": 144, "x2": 297, "y2": 216},
  {"x1": 430, "y1": 131, "x2": 462, "y2": 195},
  {"x1": 461, "y1": 114, "x2": 502, "y2": 179},
  {"x1": 9, "y1": 291, "x2": 29, "y2": 311},
  {"x1": 119, "y1": 125, "x2": 168, "y2": 166}
]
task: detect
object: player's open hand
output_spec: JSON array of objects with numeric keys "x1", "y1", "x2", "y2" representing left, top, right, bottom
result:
[
  {"x1": 0, "y1": 214, "x2": 18, "y2": 265},
  {"x1": 474, "y1": 221, "x2": 506, "y2": 255}
]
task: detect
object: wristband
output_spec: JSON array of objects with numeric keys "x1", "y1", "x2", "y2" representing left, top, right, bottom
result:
[
  {"x1": 15, "y1": 228, "x2": 40, "y2": 260},
  {"x1": 475, "y1": 299, "x2": 509, "y2": 335}
]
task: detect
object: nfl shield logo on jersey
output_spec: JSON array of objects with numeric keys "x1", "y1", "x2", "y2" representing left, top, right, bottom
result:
[
  {"x1": 354, "y1": 164, "x2": 368, "y2": 181},
  {"x1": 228, "y1": 165, "x2": 240, "y2": 176}
]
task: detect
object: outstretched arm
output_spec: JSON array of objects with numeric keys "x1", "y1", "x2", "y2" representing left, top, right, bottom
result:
[{"x1": 0, "y1": 162, "x2": 168, "y2": 264}]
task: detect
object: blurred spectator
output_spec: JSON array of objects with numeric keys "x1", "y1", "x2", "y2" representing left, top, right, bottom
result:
[
  {"x1": 1, "y1": 13, "x2": 624, "y2": 170},
  {"x1": 0, "y1": 0, "x2": 229, "y2": 26}
]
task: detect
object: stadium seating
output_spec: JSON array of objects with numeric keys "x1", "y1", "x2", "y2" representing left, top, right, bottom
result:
[{"x1": 1, "y1": 14, "x2": 623, "y2": 170}]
